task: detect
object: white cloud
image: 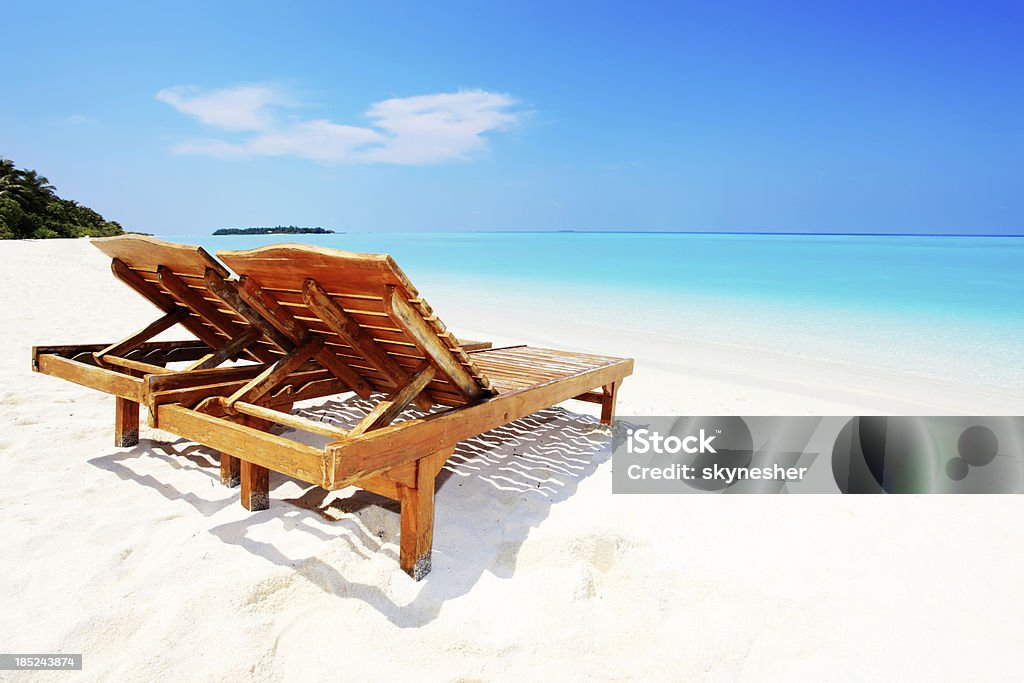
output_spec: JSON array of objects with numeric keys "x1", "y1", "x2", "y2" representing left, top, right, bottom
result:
[
  {"x1": 158, "y1": 84, "x2": 521, "y2": 165},
  {"x1": 156, "y1": 84, "x2": 294, "y2": 132},
  {"x1": 175, "y1": 121, "x2": 385, "y2": 162},
  {"x1": 362, "y1": 91, "x2": 519, "y2": 164}
]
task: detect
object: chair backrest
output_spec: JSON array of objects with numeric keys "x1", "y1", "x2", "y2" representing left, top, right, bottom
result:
[
  {"x1": 92, "y1": 235, "x2": 277, "y2": 363},
  {"x1": 217, "y1": 243, "x2": 495, "y2": 407}
]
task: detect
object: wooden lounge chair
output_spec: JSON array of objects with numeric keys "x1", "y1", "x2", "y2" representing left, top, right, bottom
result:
[
  {"x1": 32, "y1": 235, "x2": 493, "y2": 486},
  {"x1": 32, "y1": 235, "x2": 287, "y2": 448},
  {"x1": 35, "y1": 241, "x2": 633, "y2": 579}
]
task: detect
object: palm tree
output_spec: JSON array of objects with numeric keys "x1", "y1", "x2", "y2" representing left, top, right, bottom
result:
[
  {"x1": 19, "y1": 169, "x2": 55, "y2": 194},
  {"x1": 0, "y1": 158, "x2": 20, "y2": 201},
  {"x1": 0, "y1": 164, "x2": 56, "y2": 212}
]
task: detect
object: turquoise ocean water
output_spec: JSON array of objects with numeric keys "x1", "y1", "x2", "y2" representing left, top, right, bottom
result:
[{"x1": 168, "y1": 232, "x2": 1024, "y2": 392}]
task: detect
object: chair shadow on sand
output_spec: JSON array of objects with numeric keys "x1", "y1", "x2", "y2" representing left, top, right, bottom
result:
[{"x1": 88, "y1": 395, "x2": 613, "y2": 627}]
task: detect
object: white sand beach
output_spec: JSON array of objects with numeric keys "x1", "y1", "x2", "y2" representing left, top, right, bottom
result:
[{"x1": 2, "y1": 238, "x2": 1023, "y2": 680}]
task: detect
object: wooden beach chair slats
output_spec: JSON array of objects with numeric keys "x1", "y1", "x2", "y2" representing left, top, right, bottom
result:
[
  {"x1": 107, "y1": 274, "x2": 268, "y2": 368},
  {"x1": 243, "y1": 282, "x2": 381, "y2": 391},
  {"x1": 269, "y1": 295, "x2": 490, "y2": 349},
  {"x1": 350, "y1": 360, "x2": 437, "y2": 436},
  {"x1": 92, "y1": 236, "x2": 231, "y2": 279},
  {"x1": 185, "y1": 328, "x2": 263, "y2": 371},
  {"x1": 216, "y1": 244, "x2": 420, "y2": 293},
  {"x1": 33, "y1": 341, "x2": 211, "y2": 369},
  {"x1": 156, "y1": 266, "x2": 254, "y2": 344},
  {"x1": 468, "y1": 347, "x2": 625, "y2": 390},
  {"x1": 218, "y1": 244, "x2": 496, "y2": 409},
  {"x1": 202, "y1": 268, "x2": 296, "y2": 353},
  {"x1": 224, "y1": 335, "x2": 324, "y2": 407},
  {"x1": 149, "y1": 368, "x2": 338, "y2": 413},
  {"x1": 93, "y1": 307, "x2": 190, "y2": 364},
  {"x1": 223, "y1": 273, "x2": 373, "y2": 400},
  {"x1": 256, "y1": 292, "x2": 488, "y2": 348},
  {"x1": 110, "y1": 258, "x2": 236, "y2": 355},
  {"x1": 384, "y1": 287, "x2": 486, "y2": 401},
  {"x1": 303, "y1": 278, "x2": 434, "y2": 412},
  {"x1": 272, "y1": 295, "x2": 486, "y2": 353},
  {"x1": 93, "y1": 235, "x2": 276, "y2": 362},
  {"x1": 324, "y1": 348, "x2": 633, "y2": 485},
  {"x1": 147, "y1": 361, "x2": 316, "y2": 393}
]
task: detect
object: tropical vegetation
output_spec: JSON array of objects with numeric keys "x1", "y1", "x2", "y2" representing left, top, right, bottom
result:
[{"x1": 0, "y1": 157, "x2": 124, "y2": 239}]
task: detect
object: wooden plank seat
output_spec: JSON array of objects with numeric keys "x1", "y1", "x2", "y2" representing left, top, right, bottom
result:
[{"x1": 34, "y1": 241, "x2": 632, "y2": 580}]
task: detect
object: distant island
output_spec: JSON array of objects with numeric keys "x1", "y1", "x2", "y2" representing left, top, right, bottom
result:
[{"x1": 213, "y1": 226, "x2": 336, "y2": 236}]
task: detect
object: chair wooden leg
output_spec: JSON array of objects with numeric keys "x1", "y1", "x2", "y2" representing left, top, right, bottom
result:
[
  {"x1": 238, "y1": 414, "x2": 271, "y2": 511},
  {"x1": 115, "y1": 396, "x2": 140, "y2": 447},
  {"x1": 397, "y1": 448, "x2": 453, "y2": 580},
  {"x1": 240, "y1": 460, "x2": 269, "y2": 511},
  {"x1": 398, "y1": 474, "x2": 434, "y2": 580},
  {"x1": 220, "y1": 453, "x2": 240, "y2": 487},
  {"x1": 600, "y1": 380, "x2": 621, "y2": 426}
]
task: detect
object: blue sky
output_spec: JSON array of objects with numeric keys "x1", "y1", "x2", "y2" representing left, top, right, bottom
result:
[{"x1": 2, "y1": 1, "x2": 1021, "y2": 234}]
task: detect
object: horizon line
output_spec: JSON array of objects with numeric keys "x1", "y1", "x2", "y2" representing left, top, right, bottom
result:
[
  {"x1": 171, "y1": 229, "x2": 1024, "y2": 238},
  {"x1": 479, "y1": 230, "x2": 1024, "y2": 237}
]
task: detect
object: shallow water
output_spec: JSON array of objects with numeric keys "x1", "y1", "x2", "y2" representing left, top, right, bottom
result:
[{"x1": 168, "y1": 232, "x2": 1024, "y2": 392}]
